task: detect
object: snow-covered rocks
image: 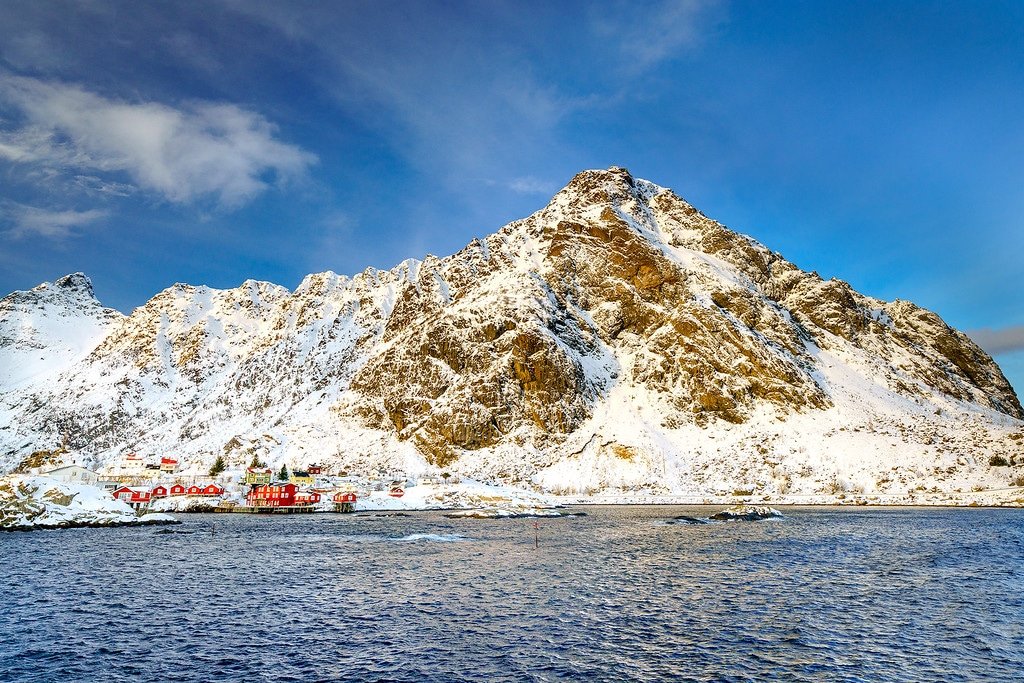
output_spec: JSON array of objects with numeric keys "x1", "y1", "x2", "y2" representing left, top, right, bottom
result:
[
  {"x1": 709, "y1": 505, "x2": 784, "y2": 521},
  {"x1": 0, "y1": 476, "x2": 179, "y2": 531},
  {"x1": 357, "y1": 479, "x2": 554, "y2": 512},
  {"x1": 444, "y1": 507, "x2": 581, "y2": 519},
  {"x1": 138, "y1": 512, "x2": 179, "y2": 524}
]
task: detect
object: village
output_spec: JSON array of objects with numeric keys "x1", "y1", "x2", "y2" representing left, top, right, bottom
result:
[{"x1": 33, "y1": 452, "x2": 420, "y2": 515}]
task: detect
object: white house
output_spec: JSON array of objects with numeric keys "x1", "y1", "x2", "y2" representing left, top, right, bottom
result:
[
  {"x1": 112, "y1": 453, "x2": 146, "y2": 477},
  {"x1": 42, "y1": 465, "x2": 100, "y2": 485}
]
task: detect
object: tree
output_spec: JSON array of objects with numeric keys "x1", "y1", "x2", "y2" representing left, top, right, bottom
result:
[
  {"x1": 278, "y1": 463, "x2": 289, "y2": 481},
  {"x1": 441, "y1": 471, "x2": 451, "y2": 485},
  {"x1": 249, "y1": 454, "x2": 265, "y2": 469},
  {"x1": 209, "y1": 455, "x2": 226, "y2": 477}
]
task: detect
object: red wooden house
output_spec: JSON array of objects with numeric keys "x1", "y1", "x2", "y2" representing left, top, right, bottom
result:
[
  {"x1": 187, "y1": 483, "x2": 225, "y2": 496},
  {"x1": 307, "y1": 464, "x2": 323, "y2": 475},
  {"x1": 247, "y1": 482, "x2": 297, "y2": 507},
  {"x1": 170, "y1": 483, "x2": 187, "y2": 496},
  {"x1": 159, "y1": 457, "x2": 179, "y2": 473},
  {"x1": 112, "y1": 486, "x2": 152, "y2": 506},
  {"x1": 333, "y1": 491, "x2": 357, "y2": 512},
  {"x1": 294, "y1": 490, "x2": 321, "y2": 505},
  {"x1": 151, "y1": 485, "x2": 169, "y2": 498}
]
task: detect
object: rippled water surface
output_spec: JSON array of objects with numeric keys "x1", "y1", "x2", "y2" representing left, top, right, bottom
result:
[{"x1": 2, "y1": 506, "x2": 1022, "y2": 682}]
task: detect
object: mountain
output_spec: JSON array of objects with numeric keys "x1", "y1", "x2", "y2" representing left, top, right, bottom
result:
[
  {"x1": 1, "y1": 168, "x2": 1022, "y2": 499},
  {"x1": 0, "y1": 273, "x2": 123, "y2": 391}
]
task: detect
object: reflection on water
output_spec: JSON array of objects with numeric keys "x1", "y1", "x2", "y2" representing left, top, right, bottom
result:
[{"x1": 2, "y1": 506, "x2": 1022, "y2": 682}]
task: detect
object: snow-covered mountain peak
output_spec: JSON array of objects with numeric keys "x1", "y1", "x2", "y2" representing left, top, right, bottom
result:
[
  {"x1": 11, "y1": 272, "x2": 101, "y2": 308},
  {"x1": 2, "y1": 171, "x2": 1022, "y2": 500},
  {"x1": 52, "y1": 272, "x2": 97, "y2": 297},
  {"x1": 0, "y1": 273, "x2": 123, "y2": 391}
]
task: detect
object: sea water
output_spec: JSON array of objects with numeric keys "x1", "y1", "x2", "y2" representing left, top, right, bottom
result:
[{"x1": 1, "y1": 506, "x2": 1021, "y2": 682}]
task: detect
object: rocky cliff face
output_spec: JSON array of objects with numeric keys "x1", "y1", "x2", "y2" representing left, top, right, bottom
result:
[{"x1": 1, "y1": 168, "x2": 1021, "y2": 496}]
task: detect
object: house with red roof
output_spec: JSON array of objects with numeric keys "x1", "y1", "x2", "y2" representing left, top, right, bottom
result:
[
  {"x1": 187, "y1": 483, "x2": 225, "y2": 497},
  {"x1": 294, "y1": 490, "x2": 321, "y2": 505},
  {"x1": 333, "y1": 491, "x2": 357, "y2": 512},
  {"x1": 247, "y1": 482, "x2": 297, "y2": 508},
  {"x1": 112, "y1": 486, "x2": 152, "y2": 508}
]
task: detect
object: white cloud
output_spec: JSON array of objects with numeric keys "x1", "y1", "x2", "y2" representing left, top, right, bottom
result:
[
  {"x1": 0, "y1": 74, "x2": 316, "y2": 207},
  {"x1": 968, "y1": 326, "x2": 1024, "y2": 355},
  {"x1": 71, "y1": 175, "x2": 135, "y2": 198},
  {"x1": 591, "y1": 0, "x2": 723, "y2": 71},
  {"x1": 508, "y1": 176, "x2": 556, "y2": 195},
  {"x1": 3, "y1": 202, "x2": 107, "y2": 240}
]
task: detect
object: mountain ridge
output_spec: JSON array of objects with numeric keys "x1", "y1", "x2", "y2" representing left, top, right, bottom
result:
[{"x1": 2, "y1": 167, "x2": 1021, "y2": 499}]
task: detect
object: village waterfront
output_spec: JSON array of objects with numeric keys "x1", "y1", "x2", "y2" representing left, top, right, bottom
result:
[{"x1": 1, "y1": 506, "x2": 1022, "y2": 682}]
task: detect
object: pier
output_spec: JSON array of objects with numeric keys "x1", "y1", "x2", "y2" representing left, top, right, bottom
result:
[{"x1": 214, "y1": 504, "x2": 318, "y2": 514}]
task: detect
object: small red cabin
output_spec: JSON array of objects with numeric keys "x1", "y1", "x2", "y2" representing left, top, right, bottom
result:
[
  {"x1": 151, "y1": 485, "x2": 169, "y2": 498},
  {"x1": 112, "y1": 486, "x2": 152, "y2": 504},
  {"x1": 294, "y1": 490, "x2": 321, "y2": 505},
  {"x1": 170, "y1": 483, "x2": 187, "y2": 496},
  {"x1": 333, "y1": 491, "x2": 357, "y2": 512},
  {"x1": 247, "y1": 482, "x2": 297, "y2": 507},
  {"x1": 388, "y1": 487, "x2": 405, "y2": 498},
  {"x1": 307, "y1": 464, "x2": 322, "y2": 475},
  {"x1": 187, "y1": 483, "x2": 225, "y2": 496}
]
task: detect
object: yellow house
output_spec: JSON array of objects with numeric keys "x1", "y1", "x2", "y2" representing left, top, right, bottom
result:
[
  {"x1": 289, "y1": 470, "x2": 314, "y2": 486},
  {"x1": 244, "y1": 467, "x2": 273, "y2": 485}
]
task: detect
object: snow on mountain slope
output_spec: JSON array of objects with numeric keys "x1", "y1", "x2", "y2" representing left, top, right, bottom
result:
[
  {"x1": 1, "y1": 168, "x2": 1022, "y2": 501},
  {"x1": 0, "y1": 273, "x2": 123, "y2": 391}
]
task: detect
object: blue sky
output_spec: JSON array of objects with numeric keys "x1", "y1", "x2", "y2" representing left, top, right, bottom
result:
[{"x1": 1, "y1": 1, "x2": 1022, "y2": 392}]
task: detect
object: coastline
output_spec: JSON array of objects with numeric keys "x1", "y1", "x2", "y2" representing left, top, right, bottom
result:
[
  {"x1": 555, "y1": 491, "x2": 1024, "y2": 509},
  {"x1": 0, "y1": 515, "x2": 180, "y2": 533}
]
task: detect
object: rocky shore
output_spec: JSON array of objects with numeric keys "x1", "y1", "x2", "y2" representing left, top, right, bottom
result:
[{"x1": 0, "y1": 475, "x2": 179, "y2": 532}]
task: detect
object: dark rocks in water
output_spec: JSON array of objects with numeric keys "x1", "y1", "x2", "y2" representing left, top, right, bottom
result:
[
  {"x1": 154, "y1": 528, "x2": 194, "y2": 535},
  {"x1": 709, "y1": 505, "x2": 783, "y2": 521},
  {"x1": 667, "y1": 515, "x2": 709, "y2": 525}
]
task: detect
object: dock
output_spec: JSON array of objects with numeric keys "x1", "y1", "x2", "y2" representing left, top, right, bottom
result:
[{"x1": 214, "y1": 505, "x2": 318, "y2": 514}]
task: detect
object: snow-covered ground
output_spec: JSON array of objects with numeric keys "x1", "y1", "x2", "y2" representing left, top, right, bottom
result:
[
  {"x1": 355, "y1": 479, "x2": 553, "y2": 512},
  {"x1": 148, "y1": 495, "x2": 229, "y2": 512}
]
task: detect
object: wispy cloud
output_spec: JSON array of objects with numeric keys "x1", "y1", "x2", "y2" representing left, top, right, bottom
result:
[
  {"x1": 0, "y1": 74, "x2": 316, "y2": 207},
  {"x1": 591, "y1": 0, "x2": 724, "y2": 72},
  {"x1": 968, "y1": 326, "x2": 1024, "y2": 355},
  {"x1": 229, "y1": 4, "x2": 605, "y2": 185},
  {"x1": 507, "y1": 176, "x2": 557, "y2": 195},
  {"x1": 3, "y1": 202, "x2": 107, "y2": 240},
  {"x1": 71, "y1": 175, "x2": 135, "y2": 198}
]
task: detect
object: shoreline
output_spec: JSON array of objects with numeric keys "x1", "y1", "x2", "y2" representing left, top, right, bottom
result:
[
  {"x1": 162, "y1": 500, "x2": 1024, "y2": 514},
  {"x1": 566, "y1": 501, "x2": 1024, "y2": 510},
  {"x1": 0, "y1": 516, "x2": 181, "y2": 533}
]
